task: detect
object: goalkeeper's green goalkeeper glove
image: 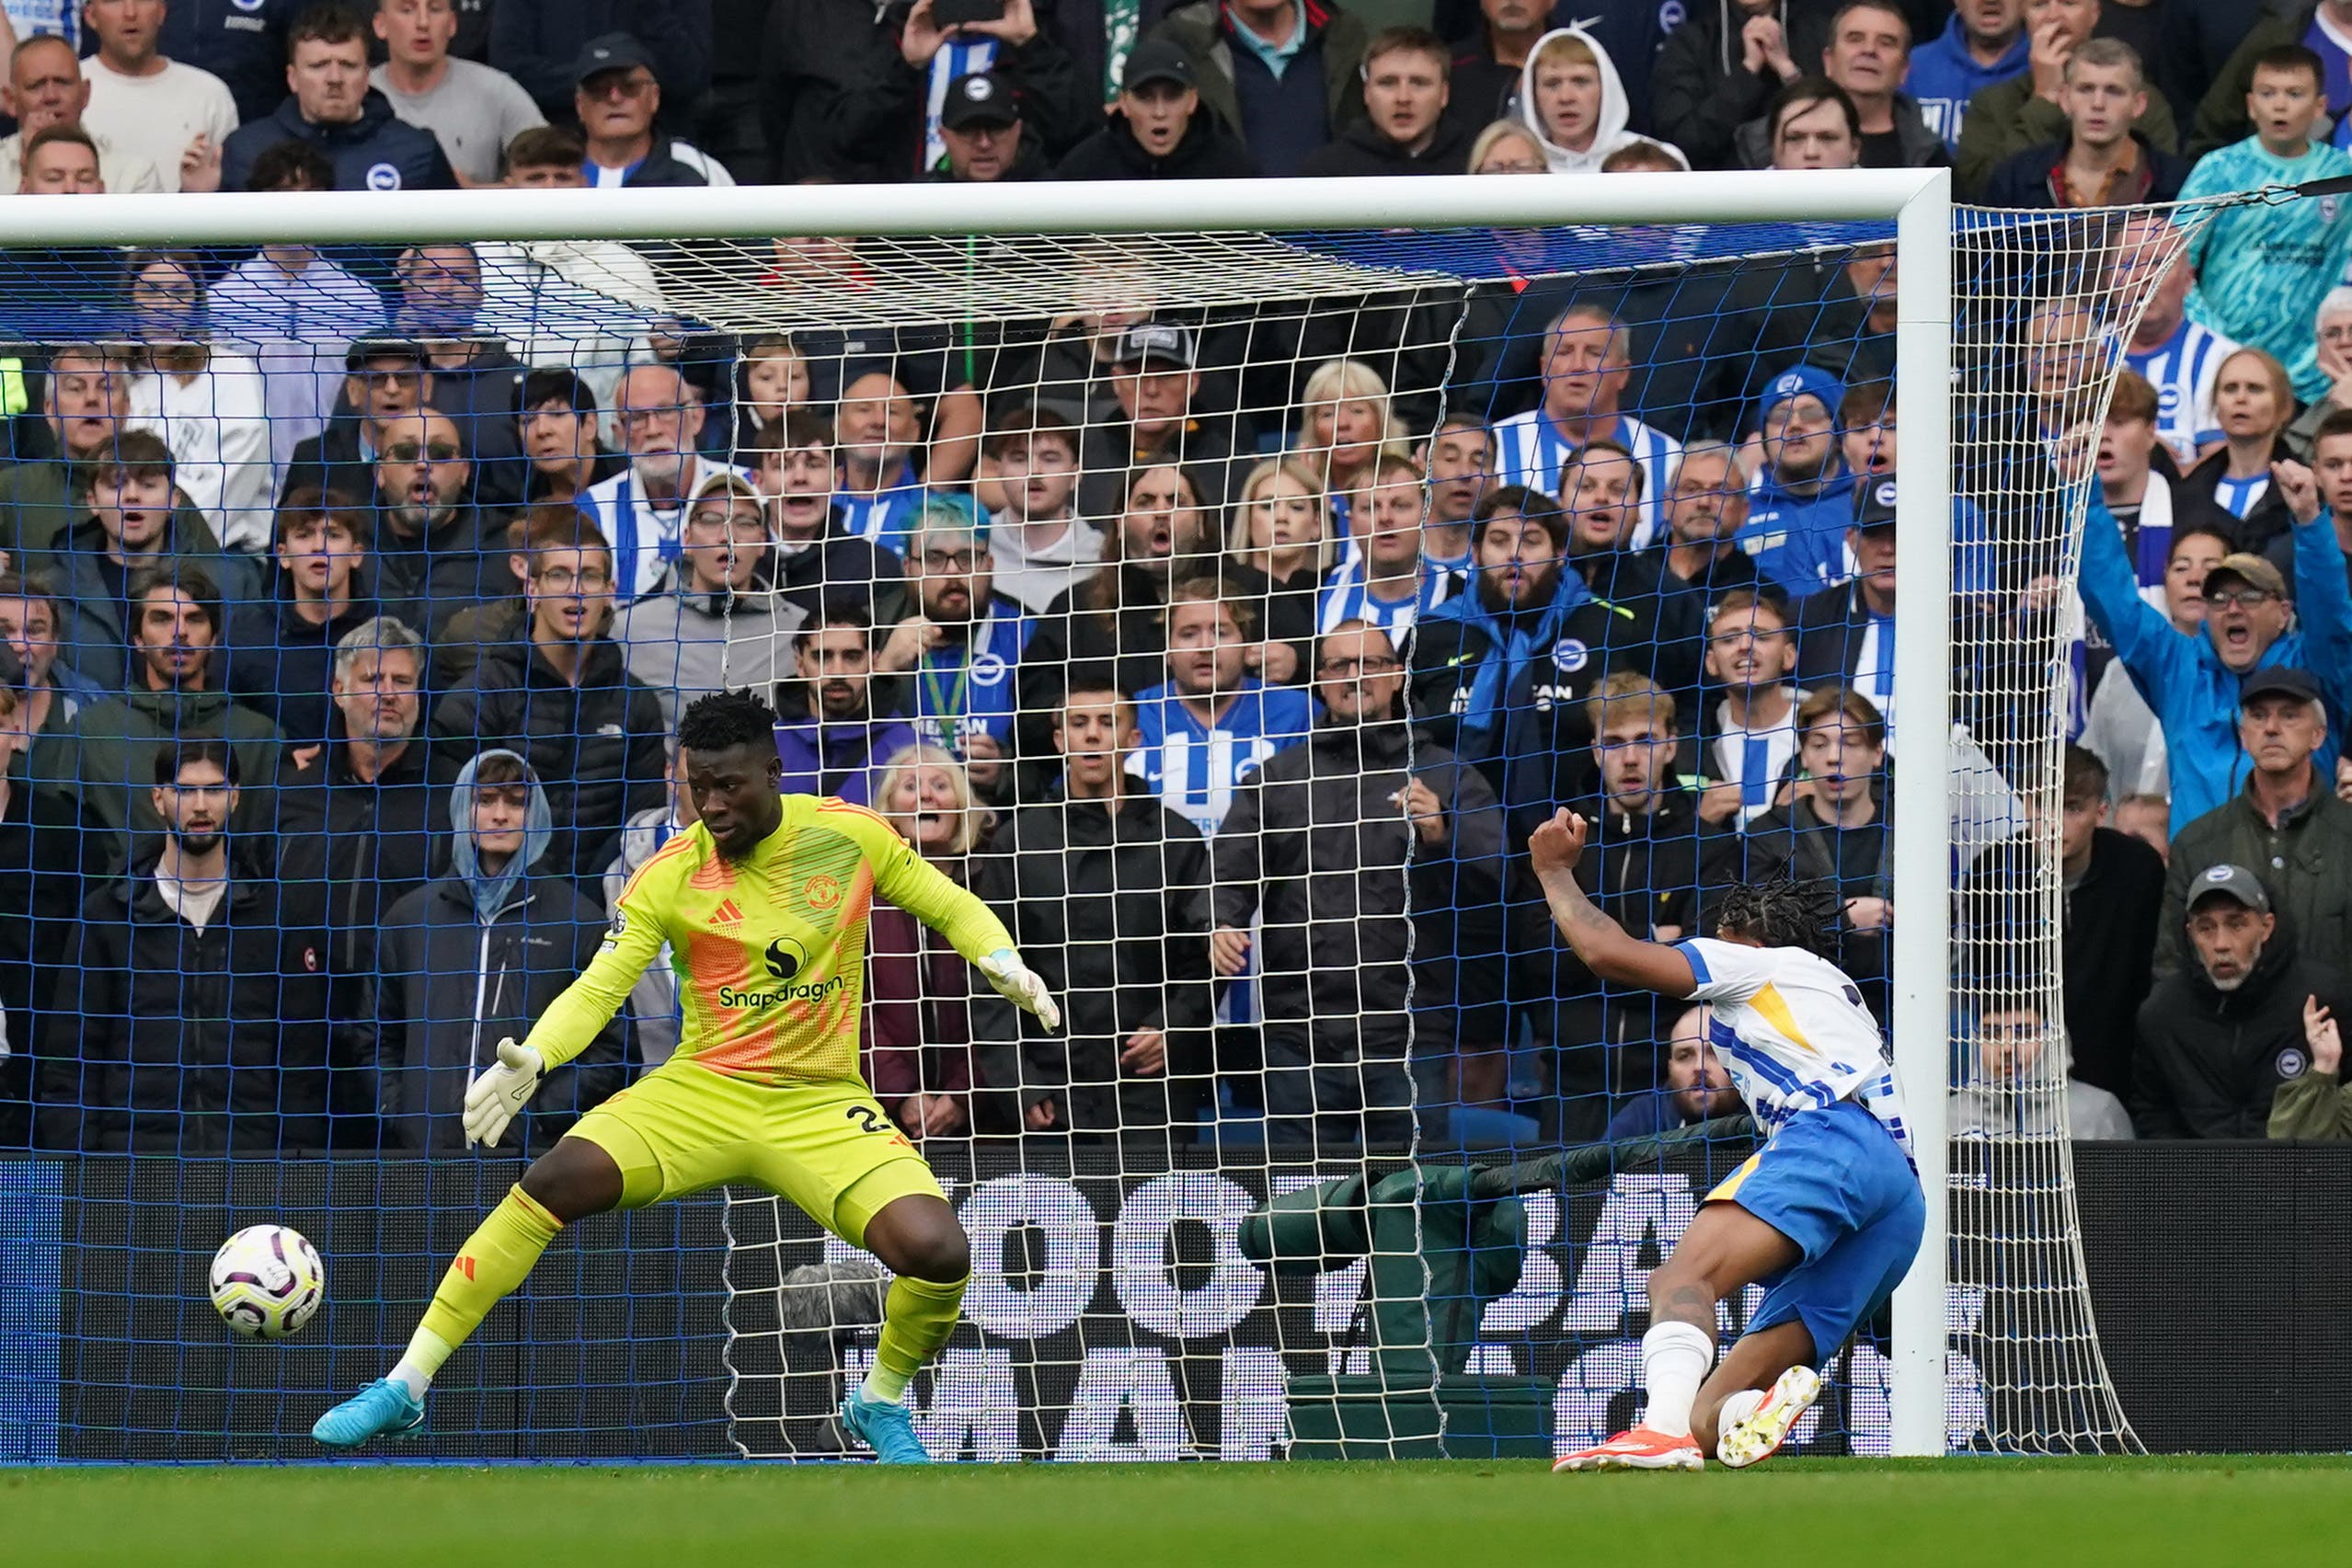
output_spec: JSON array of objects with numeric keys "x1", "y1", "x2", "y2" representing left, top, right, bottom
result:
[
  {"x1": 977, "y1": 948, "x2": 1061, "y2": 1031},
  {"x1": 464, "y1": 1037, "x2": 544, "y2": 1149}
]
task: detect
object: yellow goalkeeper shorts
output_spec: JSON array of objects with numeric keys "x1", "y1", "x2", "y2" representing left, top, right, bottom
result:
[{"x1": 565, "y1": 1061, "x2": 943, "y2": 1247}]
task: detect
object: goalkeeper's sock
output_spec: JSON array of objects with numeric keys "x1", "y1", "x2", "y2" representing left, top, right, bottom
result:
[
  {"x1": 861, "y1": 1273, "x2": 969, "y2": 1404},
  {"x1": 396, "y1": 1185, "x2": 564, "y2": 1394},
  {"x1": 1639, "y1": 1320, "x2": 1716, "y2": 1439}
]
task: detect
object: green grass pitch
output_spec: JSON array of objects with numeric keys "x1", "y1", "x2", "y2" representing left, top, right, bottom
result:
[{"x1": 11, "y1": 1456, "x2": 2347, "y2": 1567}]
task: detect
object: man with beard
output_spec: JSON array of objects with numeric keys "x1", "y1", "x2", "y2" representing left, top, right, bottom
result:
[
  {"x1": 970, "y1": 678, "x2": 1216, "y2": 1160},
  {"x1": 753, "y1": 413, "x2": 908, "y2": 628},
  {"x1": 2133, "y1": 864, "x2": 2352, "y2": 1138},
  {"x1": 1132, "y1": 579, "x2": 1314, "y2": 833},
  {"x1": 873, "y1": 508, "x2": 1032, "y2": 802},
  {"x1": 56, "y1": 564, "x2": 283, "y2": 876},
  {"x1": 49, "y1": 736, "x2": 335, "y2": 1153},
  {"x1": 772, "y1": 608, "x2": 921, "y2": 809},
  {"x1": 430, "y1": 509, "x2": 668, "y2": 882},
  {"x1": 580, "y1": 362, "x2": 748, "y2": 602},
  {"x1": 1491, "y1": 303, "x2": 1682, "y2": 547},
  {"x1": 226, "y1": 486, "x2": 384, "y2": 745},
  {"x1": 1604, "y1": 1002, "x2": 1742, "y2": 1139},
  {"x1": 611, "y1": 474, "x2": 805, "y2": 729},
  {"x1": 1210, "y1": 621, "x2": 1507, "y2": 1149},
  {"x1": 1411, "y1": 486, "x2": 1626, "y2": 831},
  {"x1": 1738, "y1": 362, "x2": 1859, "y2": 596},
  {"x1": 367, "y1": 408, "x2": 504, "y2": 642}
]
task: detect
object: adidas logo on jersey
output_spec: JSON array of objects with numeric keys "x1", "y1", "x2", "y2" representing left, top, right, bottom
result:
[{"x1": 706, "y1": 899, "x2": 746, "y2": 929}]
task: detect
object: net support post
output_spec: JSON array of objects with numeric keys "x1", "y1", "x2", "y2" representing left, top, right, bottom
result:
[{"x1": 1887, "y1": 171, "x2": 1955, "y2": 1459}]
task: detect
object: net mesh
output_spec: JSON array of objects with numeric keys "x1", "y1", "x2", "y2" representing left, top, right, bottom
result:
[{"x1": 0, "y1": 184, "x2": 2271, "y2": 1462}]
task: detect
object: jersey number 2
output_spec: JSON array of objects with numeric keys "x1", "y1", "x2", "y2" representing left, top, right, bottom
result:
[{"x1": 845, "y1": 1104, "x2": 889, "y2": 1136}]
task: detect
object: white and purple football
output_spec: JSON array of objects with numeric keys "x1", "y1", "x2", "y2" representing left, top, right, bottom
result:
[{"x1": 209, "y1": 1225, "x2": 327, "y2": 1340}]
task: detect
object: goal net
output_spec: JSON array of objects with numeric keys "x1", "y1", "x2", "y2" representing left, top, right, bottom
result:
[{"x1": 0, "y1": 172, "x2": 2254, "y2": 1462}]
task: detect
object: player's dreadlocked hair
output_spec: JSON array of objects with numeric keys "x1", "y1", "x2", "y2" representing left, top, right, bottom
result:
[
  {"x1": 1715, "y1": 877, "x2": 1842, "y2": 956},
  {"x1": 677, "y1": 688, "x2": 779, "y2": 753}
]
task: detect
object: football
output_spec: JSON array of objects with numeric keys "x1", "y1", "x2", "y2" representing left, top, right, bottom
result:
[{"x1": 209, "y1": 1225, "x2": 327, "y2": 1340}]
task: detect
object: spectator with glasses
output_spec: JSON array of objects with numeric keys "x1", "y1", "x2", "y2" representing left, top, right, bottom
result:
[
  {"x1": 2078, "y1": 455, "x2": 2352, "y2": 833},
  {"x1": 872, "y1": 507, "x2": 1033, "y2": 804},
  {"x1": 610, "y1": 473, "x2": 807, "y2": 729},
  {"x1": 580, "y1": 362, "x2": 749, "y2": 603},
  {"x1": 569, "y1": 31, "x2": 731, "y2": 189},
  {"x1": 430, "y1": 508, "x2": 667, "y2": 883},
  {"x1": 366, "y1": 408, "x2": 503, "y2": 643},
  {"x1": 282, "y1": 336, "x2": 435, "y2": 508}
]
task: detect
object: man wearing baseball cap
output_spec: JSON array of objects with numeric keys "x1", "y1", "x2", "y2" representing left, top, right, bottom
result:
[
  {"x1": 1056, "y1": 39, "x2": 1259, "y2": 179},
  {"x1": 2133, "y1": 862, "x2": 2352, "y2": 1138},
  {"x1": 572, "y1": 33, "x2": 732, "y2": 189},
  {"x1": 1789, "y1": 473, "x2": 1899, "y2": 721},
  {"x1": 1074, "y1": 319, "x2": 1239, "y2": 519},
  {"x1": 2160, "y1": 667, "x2": 2352, "y2": 979},
  {"x1": 1736, "y1": 361, "x2": 1857, "y2": 597},
  {"x1": 930, "y1": 71, "x2": 1047, "y2": 182},
  {"x1": 2078, "y1": 455, "x2": 2352, "y2": 834}
]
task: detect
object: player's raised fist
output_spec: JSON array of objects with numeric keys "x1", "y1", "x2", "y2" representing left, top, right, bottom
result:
[{"x1": 1529, "y1": 808, "x2": 1589, "y2": 876}]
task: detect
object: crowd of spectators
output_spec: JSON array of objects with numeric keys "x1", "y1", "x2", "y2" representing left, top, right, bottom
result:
[{"x1": 0, "y1": 0, "x2": 2349, "y2": 1165}]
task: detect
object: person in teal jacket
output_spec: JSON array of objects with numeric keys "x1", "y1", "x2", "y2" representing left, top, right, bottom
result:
[
  {"x1": 2076, "y1": 459, "x2": 2352, "y2": 836},
  {"x1": 2175, "y1": 44, "x2": 2352, "y2": 402}
]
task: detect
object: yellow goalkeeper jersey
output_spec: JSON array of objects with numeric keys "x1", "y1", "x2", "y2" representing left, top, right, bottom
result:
[{"x1": 524, "y1": 795, "x2": 1015, "y2": 1087}]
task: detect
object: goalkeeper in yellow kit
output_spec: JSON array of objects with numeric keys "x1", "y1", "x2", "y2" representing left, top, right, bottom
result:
[{"x1": 314, "y1": 691, "x2": 1061, "y2": 1461}]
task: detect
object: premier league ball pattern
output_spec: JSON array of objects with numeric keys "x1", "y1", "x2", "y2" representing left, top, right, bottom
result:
[{"x1": 209, "y1": 1225, "x2": 327, "y2": 1340}]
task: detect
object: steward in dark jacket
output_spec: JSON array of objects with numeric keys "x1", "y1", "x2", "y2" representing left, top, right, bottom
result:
[
  {"x1": 222, "y1": 88, "x2": 458, "y2": 192},
  {"x1": 52, "y1": 852, "x2": 335, "y2": 1154},
  {"x1": 371, "y1": 751, "x2": 625, "y2": 1154},
  {"x1": 1055, "y1": 105, "x2": 1260, "y2": 179},
  {"x1": 430, "y1": 637, "x2": 669, "y2": 885},
  {"x1": 970, "y1": 786, "x2": 1214, "y2": 1154},
  {"x1": 1210, "y1": 698, "x2": 1506, "y2": 1148},
  {"x1": 2134, "y1": 889, "x2": 2352, "y2": 1139}
]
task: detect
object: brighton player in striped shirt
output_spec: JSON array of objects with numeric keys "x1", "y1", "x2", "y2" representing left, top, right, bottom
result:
[
  {"x1": 313, "y1": 690, "x2": 1062, "y2": 1461},
  {"x1": 1530, "y1": 807, "x2": 1922, "y2": 1471}
]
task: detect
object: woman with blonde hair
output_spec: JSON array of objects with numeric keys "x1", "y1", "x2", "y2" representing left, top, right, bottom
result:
[
  {"x1": 1221, "y1": 457, "x2": 1331, "y2": 684},
  {"x1": 864, "y1": 742, "x2": 992, "y2": 1141},
  {"x1": 2175, "y1": 345, "x2": 2300, "y2": 552},
  {"x1": 1467, "y1": 119, "x2": 1548, "y2": 176},
  {"x1": 1295, "y1": 358, "x2": 1410, "y2": 544}
]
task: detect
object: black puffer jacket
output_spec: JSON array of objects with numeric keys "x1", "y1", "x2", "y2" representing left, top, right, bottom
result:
[
  {"x1": 274, "y1": 731, "x2": 443, "y2": 984},
  {"x1": 1298, "y1": 112, "x2": 1474, "y2": 177},
  {"x1": 429, "y1": 639, "x2": 669, "y2": 882},
  {"x1": 2133, "y1": 920, "x2": 2352, "y2": 1139},
  {"x1": 969, "y1": 793, "x2": 1215, "y2": 1139},
  {"x1": 48, "y1": 864, "x2": 335, "y2": 1154},
  {"x1": 1210, "y1": 719, "x2": 1506, "y2": 1061}
]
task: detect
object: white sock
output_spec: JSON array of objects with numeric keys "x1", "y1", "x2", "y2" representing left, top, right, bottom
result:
[
  {"x1": 388, "y1": 1327, "x2": 453, "y2": 1401},
  {"x1": 1639, "y1": 1320, "x2": 1716, "y2": 1438},
  {"x1": 1715, "y1": 1386, "x2": 1766, "y2": 1445}
]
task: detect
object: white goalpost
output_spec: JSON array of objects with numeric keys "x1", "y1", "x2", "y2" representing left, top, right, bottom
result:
[{"x1": 3, "y1": 166, "x2": 2182, "y2": 1462}]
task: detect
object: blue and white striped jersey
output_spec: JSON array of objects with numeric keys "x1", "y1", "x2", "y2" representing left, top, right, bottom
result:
[
  {"x1": 1315, "y1": 560, "x2": 1463, "y2": 641},
  {"x1": 1127, "y1": 678, "x2": 1315, "y2": 833},
  {"x1": 1491, "y1": 410, "x2": 1682, "y2": 548},
  {"x1": 1706, "y1": 691, "x2": 1802, "y2": 825},
  {"x1": 579, "y1": 455, "x2": 754, "y2": 601},
  {"x1": 1675, "y1": 936, "x2": 1911, "y2": 1160},
  {"x1": 2124, "y1": 316, "x2": 2235, "y2": 466},
  {"x1": 907, "y1": 597, "x2": 1035, "y2": 752}
]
